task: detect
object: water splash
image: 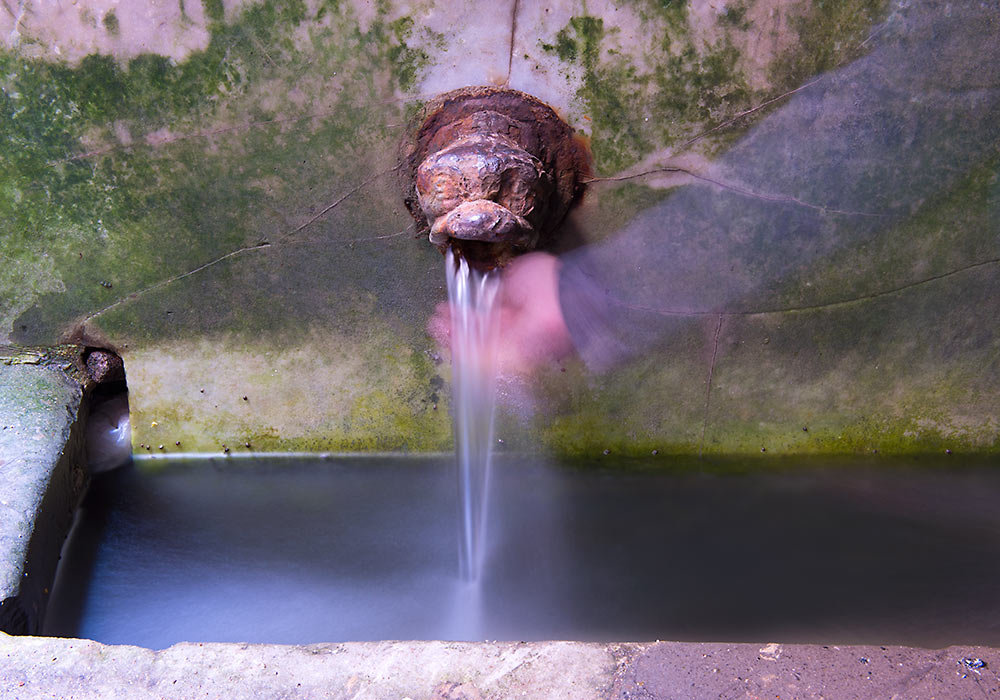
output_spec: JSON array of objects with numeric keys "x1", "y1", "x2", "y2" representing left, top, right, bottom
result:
[
  {"x1": 445, "y1": 248, "x2": 501, "y2": 583},
  {"x1": 86, "y1": 393, "x2": 132, "y2": 473}
]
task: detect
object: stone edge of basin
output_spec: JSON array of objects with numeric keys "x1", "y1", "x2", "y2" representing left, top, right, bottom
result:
[
  {"x1": 2, "y1": 636, "x2": 998, "y2": 700},
  {"x1": 0, "y1": 352, "x2": 89, "y2": 636}
]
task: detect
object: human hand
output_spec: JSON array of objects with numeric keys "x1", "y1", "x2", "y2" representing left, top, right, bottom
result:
[
  {"x1": 494, "y1": 252, "x2": 573, "y2": 374},
  {"x1": 429, "y1": 252, "x2": 573, "y2": 378}
]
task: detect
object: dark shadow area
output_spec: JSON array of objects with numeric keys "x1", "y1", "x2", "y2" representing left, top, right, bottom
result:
[{"x1": 41, "y1": 346, "x2": 132, "y2": 636}]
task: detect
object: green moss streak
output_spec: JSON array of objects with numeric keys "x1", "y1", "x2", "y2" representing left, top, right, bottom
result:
[
  {"x1": 102, "y1": 11, "x2": 120, "y2": 36},
  {"x1": 202, "y1": 0, "x2": 225, "y2": 24},
  {"x1": 717, "y1": 3, "x2": 749, "y2": 31},
  {"x1": 621, "y1": 0, "x2": 687, "y2": 30},
  {"x1": 653, "y1": 43, "x2": 747, "y2": 155},
  {"x1": 770, "y1": 0, "x2": 890, "y2": 90}
]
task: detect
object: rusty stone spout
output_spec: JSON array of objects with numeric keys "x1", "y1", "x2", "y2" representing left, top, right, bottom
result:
[{"x1": 403, "y1": 87, "x2": 589, "y2": 269}]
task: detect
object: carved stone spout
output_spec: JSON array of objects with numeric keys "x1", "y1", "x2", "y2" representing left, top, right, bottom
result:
[{"x1": 403, "y1": 87, "x2": 589, "y2": 269}]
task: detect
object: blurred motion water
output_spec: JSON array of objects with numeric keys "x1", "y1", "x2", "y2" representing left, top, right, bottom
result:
[
  {"x1": 44, "y1": 456, "x2": 1000, "y2": 649},
  {"x1": 445, "y1": 249, "x2": 501, "y2": 583}
]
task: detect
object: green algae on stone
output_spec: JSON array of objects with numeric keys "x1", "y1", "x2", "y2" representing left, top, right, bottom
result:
[
  {"x1": 768, "y1": 0, "x2": 891, "y2": 90},
  {"x1": 541, "y1": 15, "x2": 652, "y2": 174},
  {"x1": 101, "y1": 10, "x2": 120, "y2": 36},
  {"x1": 717, "y1": 2, "x2": 750, "y2": 31},
  {"x1": 651, "y1": 37, "x2": 750, "y2": 150},
  {"x1": 202, "y1": 0, "x2": 226, "y2": 25},
  {"x1": 2, "y1": 0, "x2": 436, "y2": 346},
  {"x1": 126, "y1": 329, "x2": 452, "y2": 455},
  {"x1": 540, "y1": 10, "x2": 754, "y2": 174}
]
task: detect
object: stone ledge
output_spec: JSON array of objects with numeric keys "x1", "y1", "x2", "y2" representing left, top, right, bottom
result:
[
  {"x1": 2, "y1": 636, "x2": 998, "y2": 699},
  {"x1": 0, "y1": 636, "x2": 620, "y2": 700},
  {"x1": 614, "y1": 640, "x2": 1000, "y2": 699},
  {"x1": 0, "y1": 362, "x2": 88, "y2": 635}
]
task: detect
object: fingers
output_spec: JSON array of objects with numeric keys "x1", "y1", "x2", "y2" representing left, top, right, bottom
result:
[{"x1": 427, "y1": 252, "x2": 574, "y2": 377}]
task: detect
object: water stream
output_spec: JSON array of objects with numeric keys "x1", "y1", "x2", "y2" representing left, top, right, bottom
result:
[{"x1": 444, "y1": 248, "x2": 501, "y2": 583}]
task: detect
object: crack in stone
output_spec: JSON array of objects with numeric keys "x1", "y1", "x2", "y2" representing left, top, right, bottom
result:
[
  {"x1": 4, "y1": 0, "x2": 26, "y2": 40},
  {"x1": 618, "y1": 258, "x2": 1000, "y2": 320},
  {"x1": 586, "y1": 165, "x2": 881, "y2": 218},
  {"x1": 612, "y1": 258, "x2": 1000, "y2": 317},
  {"x1": 699, "y1": 314, "x2": 724, "y2": 459},
  {"x1": 505, "y1": 0, "x2": 520, "y2": 85},
  {"x1": 76, "y1": 167, "x2": 402, "y2": 329},
  {"x1": 274, "y1": 166, "x2": 400, "y2": 244},
  {"x1": 672, "y1": 76, "x2": 825, "y2": 155}
]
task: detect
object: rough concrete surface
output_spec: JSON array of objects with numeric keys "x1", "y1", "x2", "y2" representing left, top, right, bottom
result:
[
  {"x1": 3, "y1": 636, "x2": 999, "y2": 699},
  {"x1": 615, "y1": 641, "x2": 1000, "y2": 700},
  {"x1": 0, "y1": 362, "x2": 87, "y2": 635},
  {"x1": 0, "y1": 636, "x2": 619, "y2": 700}
]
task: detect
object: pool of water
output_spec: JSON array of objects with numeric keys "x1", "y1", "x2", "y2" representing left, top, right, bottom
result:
[{"x1": 43, "y1": 456, "x2": 1000, "y2": 649}]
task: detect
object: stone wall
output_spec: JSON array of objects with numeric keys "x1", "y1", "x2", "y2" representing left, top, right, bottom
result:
[{"x1": 2, "y1": 0, "x2": 997, "y2": 457}]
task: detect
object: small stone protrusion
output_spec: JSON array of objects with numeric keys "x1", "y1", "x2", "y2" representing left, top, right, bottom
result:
[{"x1": 85, "y1": 349, "x2": 125, "y2": 384}]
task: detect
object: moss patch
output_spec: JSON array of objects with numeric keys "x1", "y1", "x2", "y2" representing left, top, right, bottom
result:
[
  {"x1": 769, "y1": 0, "x2": 891, "y2": 90},
  {"x1": 1, "y1": 0, "x2": 435, "y2": 345},
  {"x1": 540, "y1": 10, "x2": 754, "y2": 174}
]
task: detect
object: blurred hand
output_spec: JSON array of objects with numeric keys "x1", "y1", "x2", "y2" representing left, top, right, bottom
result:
[
  {"x1": 429, "y1": 252, "x2": 573, "y2": 377},
  {"x1": 495, "y1": 252, "x2": 573, "y2": 373}
]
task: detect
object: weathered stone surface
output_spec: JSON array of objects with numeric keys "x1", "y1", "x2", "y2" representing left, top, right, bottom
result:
[
  {"x1": 1, "y1": 635, "x2": 997, "y2": 699},
  {"x1": 0, "y1": 363, "x2": 87, "y2": 635},
  {"x1": 0, "y1": 636, "x2": 618, "y2": 700},
  {"x1": 613, "y1": 641, "x2": 1000, "y2": 699},
  {"x1": 83, "y1": 350, "x2": 124, "y2": 385},
  {"x1": 0, "y1": 0, "x2": 996, "y2": 457}
]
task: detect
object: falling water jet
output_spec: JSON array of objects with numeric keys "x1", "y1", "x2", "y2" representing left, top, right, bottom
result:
[{"x1": 445, "y1": 247, "x2": 501, "y2": 583}]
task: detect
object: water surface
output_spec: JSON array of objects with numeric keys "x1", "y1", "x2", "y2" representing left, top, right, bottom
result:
[{"x1": 44, "y1": 456, "x2": 1000, "y2": 648}]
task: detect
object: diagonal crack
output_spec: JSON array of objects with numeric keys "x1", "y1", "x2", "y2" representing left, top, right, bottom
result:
[
  {"x1": 505, "y1": 0, "x2": 520, "y2": 85},
  {"x1": 615, "y1": 257, "x2": 1000, "y2": 319},
  {"x1": 672, "y1": 76, "x2": 825, "y2": 154},
  {"x1": 5, "y1": 0, "x2": 26, "y2": 32},
  {"x1": 78, "y1": 167, "x2": 405, "y2": 329},
  {"x1": 275, "y1": 166, "x2": 400, "y2": 244},
  {"x1": 78, "y1": 240, "x2": 273, "y2": 327},
  {"x1": 699, "y1": 313, "x2": 724, "y2": 459},
  {"x1": 585, "y1": 165, "x2": 881, "y2": 218}
]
